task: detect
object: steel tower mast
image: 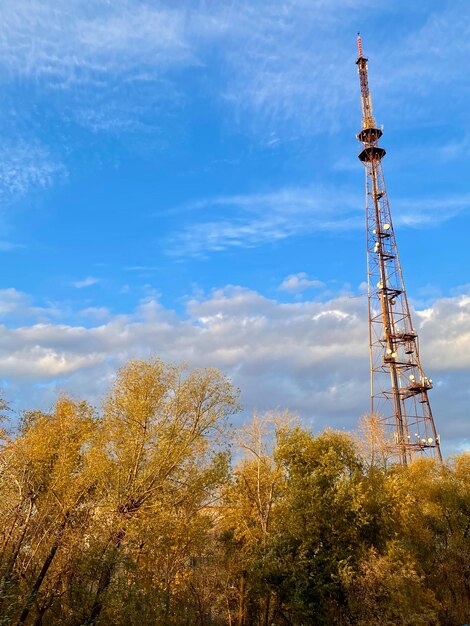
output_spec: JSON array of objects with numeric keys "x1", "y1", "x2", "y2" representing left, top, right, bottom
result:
[{"x1": 355, "y1": 34, "x2": 442, "y2": 464}]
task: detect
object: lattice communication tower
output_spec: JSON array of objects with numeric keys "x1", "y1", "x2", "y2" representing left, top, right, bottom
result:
[{"x1": 356, "y1": 34, "x2": 442, "y2": 464}]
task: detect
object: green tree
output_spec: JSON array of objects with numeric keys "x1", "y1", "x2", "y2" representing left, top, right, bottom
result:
[
  {"x1": 267, "y1": 427, "x2": 366, "y2": 624},
  {"x1": 221, "y1": 414, "x2": 289, "y2": 626}
]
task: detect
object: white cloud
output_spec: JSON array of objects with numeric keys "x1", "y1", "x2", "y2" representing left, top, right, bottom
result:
[
  {"x1": 165, "y1": 186, "x2": 470, "y2": 256},
  {"x1": 279, "y1": 273, "x2": 325, "y2": 293},
  {"x1": 217, "y1": 0, "x2": 372, "y2": 133},
  {"x1": 0, "y1": 284, "x2": 468, "y2": 455},
  {"x1": 0, "y1": 0, "x2": 464, "y2": 173},
  {"x1": 0, "y1": 288, "x2": 60, "y2": 321},
  {"x1": 381, "y1": 1, "x2": 470, "y2": 95},
  {"x1": 166, "y1": 187, "x2": 361, "y2": 256},
  {"x1": 393, "y1": 195, "x2": 470, "y2": 228},
  {"x1": 0, "y1": 140, "x2": 66, "y2": 204},
  {"x1": 0, "y1": 1, "x2": 466, "y2": 139},
  {"x1": 0, "y1": 289, "x2": 31, "y2": 316},
  {"x1": 0, "y1": 0, "x2": 361, "y2": 146},
  {"x1": 0, "y1": 1, "x2": 206, "y2": 138},
  {"x1": 72, "y1": 277, "x2": 100, "y2": 289},
  {"x1": 0, "y1": 2, "x2": 197, "y2": 85},
  {"x1": 218, "y1": 0, "x2": 470, "y2": 135},
  {"x1": 79, "y1": 306, "x2": 111, "y2": 320}
]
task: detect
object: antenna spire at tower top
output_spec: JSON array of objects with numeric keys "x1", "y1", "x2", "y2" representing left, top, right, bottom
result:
[
  {"x1": 357, "y1": 32, "x2": 364, "y2": 59},
  {"x1": 356, "y1": 34, "x2": 377, "y2": 131}
]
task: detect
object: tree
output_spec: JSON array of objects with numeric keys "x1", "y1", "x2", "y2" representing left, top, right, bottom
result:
[
  {"x1": 0, "y1": 397, "x2": 98, "y2": 625},
  {"x1": 342, "y1": 543, "x2": 439, "y2": 625},
  {"x1": 389, "y1": 455, "x2": 470, "y2": 625},
  {"x1": 80, "y1": 358, "x2": 239, "y2": 625},
  {"x1": 220, "y1": 413, "x2": 291, "y2": 626},
  {"x1": 356, "y1": 412, "x2": 394, "y2": 468},
  {"x1": 267, "y1": 427, "x2": 366, "y2": 624},
  {"x1": 0, "y1": 361, "x2": 468, "y2": 626}
]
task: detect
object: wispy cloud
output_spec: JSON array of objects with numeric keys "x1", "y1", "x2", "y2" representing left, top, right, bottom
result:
[
  {"x1": 0, "y1": 241, "x2": 23, "y2": 251},
  {"x1": 0, "y1": 0, "x2": 463, "y2": 162},
  {"x1": 218, "y1": 0, "x2": 371, "y2": 133},
  {"x1": 382, "y1": 1, "x2": 470, "y2": 94},
  {"x1": 0, "y1": 2, "x2": 206, "y2": 139},
  {"x1": 0, "y1": 0, "x2": 361, "y2": 142},
  {"x1": 393, "y1": 194, "x2": 470, "y2": 227},
  {"x1": 0, "y1": 1, "x2": 467, "y2": 138},
  {"x1": 72, "y1": 277, "x2": 100, "y2": 289},
  {"x1": 0, "y1": 140, "x2": 66, "y2": 204},
  {"x1": 0, "y1": 2, "x2": 197, "y2": 85},
  {"x1": 166, "y1": 187, "x2": 361, "y2": 257},
  {"x1": 165, "y1": 186, "x2": 470, "y2": 257},
  {"x1": 218, "y1": 0, "x2": 470, "y2": 134}
]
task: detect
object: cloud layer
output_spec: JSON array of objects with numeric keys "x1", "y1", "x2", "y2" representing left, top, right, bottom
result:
[{"x1": 0, "y1": 285, "x2": 467, "y2": 455}]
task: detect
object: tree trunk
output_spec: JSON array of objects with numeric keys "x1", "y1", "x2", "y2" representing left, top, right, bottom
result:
[
  {"x1": 83, "y1": 528, "x2": 125, "y2": 626},
  {"x1": 237, "y1": 571, "x2": 246, "y2": 626},
  {"x1": 31, "y1": 595, "x2": 54, "y2": 626},
  {"x1": 0, "y1": 501, "x2": 34, "y2": 607},
  {"x1": 16, "y1": 525, "x2": 64, "y2": 626},
  {"x1": 263, "y1": 593, "x2": 270, "y2": 626}
]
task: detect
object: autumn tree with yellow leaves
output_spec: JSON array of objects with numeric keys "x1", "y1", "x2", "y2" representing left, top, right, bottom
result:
[{"x1": 0, "y1": 357, "x2": 468, "y2": 626}]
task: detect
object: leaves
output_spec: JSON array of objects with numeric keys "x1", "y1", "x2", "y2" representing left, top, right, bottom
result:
[{"x1": 0, "y1": 368, "x2": 468, "y2": 626}]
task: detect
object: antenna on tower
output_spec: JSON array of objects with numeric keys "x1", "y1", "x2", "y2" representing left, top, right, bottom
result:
[
  {"x1": 357, "y1": 32, "x2": 363, "y2": 59},
  {"x1": 356, "y1": 36, "x2": 377, "y2": 131},
  {"x1": 355, "y1": 36, "x2": 442, "y2": 465}
]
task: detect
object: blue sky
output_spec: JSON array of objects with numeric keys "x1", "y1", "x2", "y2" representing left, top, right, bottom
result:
[{"x1": 0, "y1": 0, "x2": 468, "y2": 455}]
